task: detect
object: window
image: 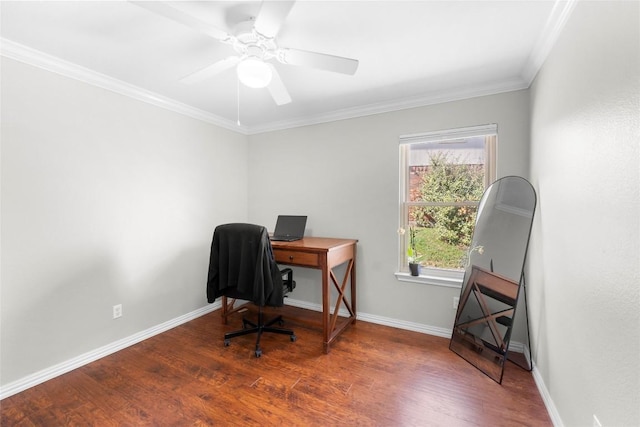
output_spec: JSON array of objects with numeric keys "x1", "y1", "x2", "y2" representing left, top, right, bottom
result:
[{"x1": 397, "y1": 124, "x2": 496, "y2": 286}]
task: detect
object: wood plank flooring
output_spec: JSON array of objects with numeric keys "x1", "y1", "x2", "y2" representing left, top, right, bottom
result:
[{"x1": 1, "y1": 305, "x2": 552, "y2": 426}]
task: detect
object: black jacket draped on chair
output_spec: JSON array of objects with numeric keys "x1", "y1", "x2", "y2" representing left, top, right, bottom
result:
[{"x1": 206, "y1": 223, "x2": 284, "y2": 307}]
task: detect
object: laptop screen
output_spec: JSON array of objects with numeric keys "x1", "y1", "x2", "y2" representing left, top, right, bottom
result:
[{"x1": 273, "y1": 215, "x2": 307, "y2": 239}]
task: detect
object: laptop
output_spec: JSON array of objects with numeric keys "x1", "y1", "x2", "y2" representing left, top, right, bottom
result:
[{"x1": 270, "y1": 215, "x2": 307, "y2": 242}]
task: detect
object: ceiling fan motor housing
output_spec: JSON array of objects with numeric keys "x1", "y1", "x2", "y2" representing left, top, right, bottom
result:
[{"x1": 230, "y1": 20, "x2": 278, "y2": 62}]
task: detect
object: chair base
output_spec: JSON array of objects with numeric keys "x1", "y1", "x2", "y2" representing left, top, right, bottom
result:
[{"x1": 224, "y1": 308, "x2": 296, "y2": 357}]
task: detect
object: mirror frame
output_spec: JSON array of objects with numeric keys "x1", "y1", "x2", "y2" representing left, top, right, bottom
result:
[{"x1": 449, "y1": 176, "x2": 536, "y2": 384}]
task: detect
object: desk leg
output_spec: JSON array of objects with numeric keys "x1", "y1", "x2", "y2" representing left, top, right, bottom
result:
[
  {"x1": 322, "y1": 247, "x2": 357, "y2": 353},
  {"x1": 221, "y1": 296, "x2": 228, "y2": 325},
  {"x1": 220, "y1": 296, "x2": 248, "y2": 325},
  {"x1": 322, "y1": 263, "x2": 331, "y2": 353},
  {"x1": 351, "y1": 246, "x2": 357, "y2": 322}
]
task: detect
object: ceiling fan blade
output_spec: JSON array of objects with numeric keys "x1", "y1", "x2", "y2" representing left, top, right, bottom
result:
[
  {"x1": 279, "y1": 48, "x2": 359, "y2": 75},
  {"x1": 254, "y1": 1, "x2": 296, "y2": 38},
  {"x1": 130, "y1": 1, "x2": 233, "y2": 42},
  {"x1": 266, "y1": 64, "x2": 292, "y2": 106},
  {"x1": 180, "y1": 56, "x2": 241, "y2": 84}
]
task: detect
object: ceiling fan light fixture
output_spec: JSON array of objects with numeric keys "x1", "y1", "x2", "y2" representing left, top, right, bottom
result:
[{"x1": 237, "y1": 57, "x2": 272, "y2": 88}]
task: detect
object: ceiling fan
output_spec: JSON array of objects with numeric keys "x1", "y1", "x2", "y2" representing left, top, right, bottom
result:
[{"x1": 131, "y1": 1, "x2": 359, "y2": 106}]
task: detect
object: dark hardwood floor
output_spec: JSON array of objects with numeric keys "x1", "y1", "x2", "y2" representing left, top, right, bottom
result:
[{"x1": 1, "y1": 305, "x2": 552, "y2": 426}]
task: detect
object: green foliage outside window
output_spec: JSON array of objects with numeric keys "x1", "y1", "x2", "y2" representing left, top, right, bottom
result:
[
  {"x1": 411, "y1": 152, "x2": 485, "y2": 269},
  {"x1": 412, "y1": 227, "x2": 469, "y2": 269}
]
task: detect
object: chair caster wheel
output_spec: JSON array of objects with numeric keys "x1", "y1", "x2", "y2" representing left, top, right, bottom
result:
[
  {"x1": 224, "y1": 339, "x2": 230, "y2": 347},
  {"x1": 291, "y1": 334, "x2": 297, "y2": 342},
  {"x1": 255, "y1": 349, "x2": 262, "y2": 358}
]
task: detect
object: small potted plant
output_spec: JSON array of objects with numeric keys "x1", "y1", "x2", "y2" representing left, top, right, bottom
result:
[{"x1": 407, "y1": 227, "x2": 422, "y2": 276}]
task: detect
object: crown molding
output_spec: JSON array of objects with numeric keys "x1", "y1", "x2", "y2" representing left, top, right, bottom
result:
[
  {"x1": 0, "y1": 38, "x2": 247, "y2": 134},
  {"x1": 4, "y1": 35, "x2": 524, "y2": 136},
  {"x1": 247, "y1": 76, "x2": 528, "y2": 135},
  {"x1": 2, "y1": 0, "x2": 574, "y2": 138},
  {"x1": 521, "y1": 0, "x2": 578, "y2": 86},
  {"x1": 253, "y1": 0, "x2": 578, "y2": 135},
  {"x1": 252, "y1": 0, "x2": 578, "y2": 135}
]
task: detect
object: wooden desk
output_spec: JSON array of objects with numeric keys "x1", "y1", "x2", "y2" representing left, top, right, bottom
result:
[{"x1": 272, "y1": 237, "x2": 358, "y2": 353}]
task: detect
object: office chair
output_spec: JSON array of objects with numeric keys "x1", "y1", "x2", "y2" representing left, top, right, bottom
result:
[{"x1": 206, "y1": 223, "x2": 296, "y2": 357}]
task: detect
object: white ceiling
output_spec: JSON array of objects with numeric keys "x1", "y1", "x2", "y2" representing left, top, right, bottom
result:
[{"x1": 0, "y1": 1, "x2": 573, "y2": 134}]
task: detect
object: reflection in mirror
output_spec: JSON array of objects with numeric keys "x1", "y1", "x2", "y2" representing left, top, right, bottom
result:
[{"x1": 449, "y1": 176, "x2": 536, "y2": 383}]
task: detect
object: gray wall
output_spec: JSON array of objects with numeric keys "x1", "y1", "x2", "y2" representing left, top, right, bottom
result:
[
  {"x1": 1, "y1": 58, "x2": 248, "y2": 385},
  {"x1": 247, "y1": 90, "x2": 530, "y2": 329},
  {"x1": 3, "y1": 3, "x2": 639, "y2": 424},
  {"x1": 529, "y1": 1, "x2": 639, "y2": 425}
]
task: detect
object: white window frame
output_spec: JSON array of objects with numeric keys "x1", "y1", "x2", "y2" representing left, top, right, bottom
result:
[{"x1": 395, "y1": 124, "x2": 497, "y2": 287}]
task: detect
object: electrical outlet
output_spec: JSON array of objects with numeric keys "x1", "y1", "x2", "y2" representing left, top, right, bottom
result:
[
  {"x1": 453, "y1": 296, "x2": 459, "y2": 310},
  {"x1": 593, "y1": 415, "x2": 602, "y2": 427},
  {"x1": 113, "y1": 304, "x2": 123, "y2": 319}
]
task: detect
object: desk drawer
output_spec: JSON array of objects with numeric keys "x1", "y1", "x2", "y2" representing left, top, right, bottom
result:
[{"x1": 274, "y1": 249, "x2": 319, "y2": 268}]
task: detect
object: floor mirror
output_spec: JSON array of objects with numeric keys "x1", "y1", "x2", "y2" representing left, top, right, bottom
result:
[{"x1": 449, "y1": 176, "x2": 536, "y2": 384}]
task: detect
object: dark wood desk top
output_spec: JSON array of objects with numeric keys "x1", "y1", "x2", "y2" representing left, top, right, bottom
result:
[{"x1": 271, "y1": 236, "x2": 358, "y2": 252}]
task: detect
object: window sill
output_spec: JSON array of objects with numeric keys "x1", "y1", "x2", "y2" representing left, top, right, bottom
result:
[{"x1": 395, "y1": 270, "x2": 463, "y2": 289}]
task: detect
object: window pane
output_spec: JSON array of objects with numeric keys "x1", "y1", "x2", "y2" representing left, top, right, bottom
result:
[
  {"x1": 408, "y1": 206, "x2": 478, "y2": 269},
  {"x1": 402, "y1": 133, "x2": 491, "y2": 273},
  {"x1": 408, "y1": 137, "x2": 486, "y2": 203}
]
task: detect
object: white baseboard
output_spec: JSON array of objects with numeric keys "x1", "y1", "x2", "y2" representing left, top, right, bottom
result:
[
  {"x1": 0, "y1": 302, "x2": 221, "y2": 400},
  {"x1": 2, "y1": 295, "x2": 550, "y2": 425},
  {"x1": 532, "y1": 362, "x2": 564, "y2": 427},
  {"x1": 286, "y1": 297, "x2": 528, "y2": 341}
]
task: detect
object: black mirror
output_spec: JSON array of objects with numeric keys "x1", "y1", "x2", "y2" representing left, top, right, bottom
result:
[{"x1": 449, "y1": 176, "x2": 536, "y2": 383}]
